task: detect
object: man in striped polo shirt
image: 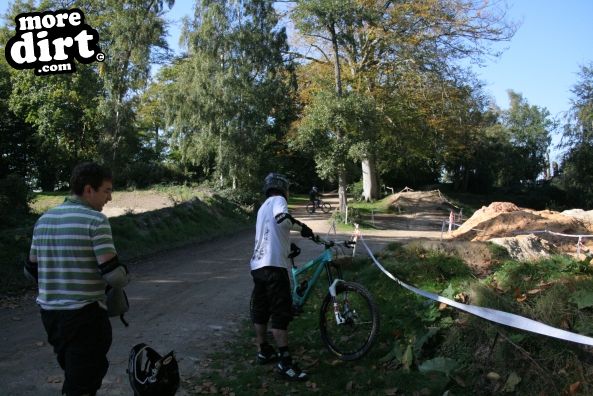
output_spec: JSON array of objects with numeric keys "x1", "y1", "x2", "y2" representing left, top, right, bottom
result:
[{"x1": 25, "y1": 162, "x2": 129, "y2": 396}]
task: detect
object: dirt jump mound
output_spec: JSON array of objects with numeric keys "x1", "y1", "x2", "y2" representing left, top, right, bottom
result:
[
  {"x1": 388, "y1": 189, "x2": 457, "y2": 215},
  {"x1": 449, "y1": 202, "x2": 593, "y2": 257}
]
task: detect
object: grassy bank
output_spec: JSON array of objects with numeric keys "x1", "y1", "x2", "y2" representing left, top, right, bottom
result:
[
  {"x1": 0, "y1": 189, "x2": 254, "y2": 295},
  {"x1": 187, "y1": 243, "x2": 593, "y2": 395}
]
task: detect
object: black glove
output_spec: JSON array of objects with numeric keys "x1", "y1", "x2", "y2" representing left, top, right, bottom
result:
[{"x1": 300, "y1": 224, "x2": 314, "y2": 238}]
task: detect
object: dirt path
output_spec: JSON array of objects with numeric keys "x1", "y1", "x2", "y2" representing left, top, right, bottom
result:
[{"x1": 0, "y1": 197, "x2": 443, "y2": 395}]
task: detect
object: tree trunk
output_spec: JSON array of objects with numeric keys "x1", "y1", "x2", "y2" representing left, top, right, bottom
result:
[
  {"x1": 338, "y1": 169, "x2": 347, "y2": 213},
  {"x1": 329, "y1": 21, "x2": 348, "y2": 212},
  {"x1": 362, "y1": 156, "x2": 378, "y2": 201}
]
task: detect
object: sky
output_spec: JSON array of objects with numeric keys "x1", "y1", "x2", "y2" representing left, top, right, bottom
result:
[{"x1": 3, "y1": 0, "x2": 592, "y2": 158}]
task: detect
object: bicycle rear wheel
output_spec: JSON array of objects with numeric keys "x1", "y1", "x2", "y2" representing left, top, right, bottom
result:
[
  {"x1": 319, "y1": 281, "x2": 379, "y2": 361},
  {"x1": 306, "y1": 202, "x2": 315, "y2": 214},
  {"x1": 321, "y1": 202, "x2": 332, "y2": 213}
]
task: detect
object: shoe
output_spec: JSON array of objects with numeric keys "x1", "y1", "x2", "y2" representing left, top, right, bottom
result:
[
  {"x1": 256, "y1": 344, "x2": 278, "y2": 365},
  {"x1": 276, "y1": 359, "x2": 308, "y2": 381}
]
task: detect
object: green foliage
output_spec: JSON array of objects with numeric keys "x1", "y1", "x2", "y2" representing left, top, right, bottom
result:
[
  {"x1": 569, "y1": 289, "x2": 593, "y2": 310},
  {"x1": 499, "y1": 91, "x2": 554, "y2": 184},
  {"x1": 217, "y1": 187, "x2": 261, "y2": 209},
  {"x1": 166, "y1": 0, "x2": 296, "y2": 190},
  {"x1": 0, "y1": 174, "x2": 32, "y2": 228},
  {"x1": 560, "y1": 62, "x2": 593, "y2": 208},
  {"x1": 117, "y1": 161, "x2": 186, "y2": 189}
]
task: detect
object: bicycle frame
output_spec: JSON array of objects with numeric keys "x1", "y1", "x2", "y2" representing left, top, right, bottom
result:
[{"x1": 290, "y1": 245, "x2": 341, "y2": 309}]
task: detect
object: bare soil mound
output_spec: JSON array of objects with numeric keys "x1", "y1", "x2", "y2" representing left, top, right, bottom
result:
[
  {"x1": 562, "y1": 209, "x2": 593, "y2": 225},
  {"x1": 449, "y1": 202, "x2": 593, "y2": 256},
  {"x1": 388, "y1": 190, "x2": 456, "y2": 215},
  {"x1": 102, "y1": 191, "x2": 176, "y2": 217},
  {"x1": 489, "y1": 234, "x2": 557, "y2": 261}
]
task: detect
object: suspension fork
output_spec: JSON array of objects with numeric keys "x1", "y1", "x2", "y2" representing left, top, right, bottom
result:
[{"x1": 328, "y1": 279, "x2": 345, "y2": 325}]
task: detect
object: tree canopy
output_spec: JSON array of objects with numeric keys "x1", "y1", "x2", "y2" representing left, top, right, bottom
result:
[{"x1": 0, "y1": 0, "x2": 583, "y2": 211}]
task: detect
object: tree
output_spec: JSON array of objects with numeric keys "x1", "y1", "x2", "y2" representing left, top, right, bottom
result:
[
  {"x1": 289, "y1": 0, "x2": 517, "y2": 204},
  {"x1": 561, "y1": 62, "x2": 593, "y2": 207},
  {"x1": 501, "y1": 90, "x2": 553, "y2": 185},
  {"x1": 80, "y1": 0, "x2": 174, "y2": 170},
  {"x1": 1, "y1": 0, "x2": 104, "y2": 189},
  {"x1": 167, "y1": 0, "x2": 295, "y2": 189}
]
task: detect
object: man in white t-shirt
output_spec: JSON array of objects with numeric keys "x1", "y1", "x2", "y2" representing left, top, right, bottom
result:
[{"x1": 250, "y1": 173, "x2": 315, "y2": 381}]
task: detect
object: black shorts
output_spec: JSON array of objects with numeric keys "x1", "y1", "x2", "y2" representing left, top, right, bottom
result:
[
  {"x1": 250, "y1": 266, "x2": 293, "y2": 330},
  {"x1": 41, "y1": 302, "x2": 112, "y2": 396}
]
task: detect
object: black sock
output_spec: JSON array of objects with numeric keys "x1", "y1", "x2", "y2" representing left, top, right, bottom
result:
[
  {"x1": 259, "y1": 342, "x2": 272, "y2": 352},
  {"x1": 278, "y1": 346, "x2": 290, "y2": 363}
]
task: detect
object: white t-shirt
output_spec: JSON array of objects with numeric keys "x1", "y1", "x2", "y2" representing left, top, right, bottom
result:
[{"x1": 250, "y1": 195, "x2": 293, "y2": 270}]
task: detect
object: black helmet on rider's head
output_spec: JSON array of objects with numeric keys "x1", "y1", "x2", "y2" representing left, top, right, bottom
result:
[
  {"x1": 263, "y1": 172, "x2": 289, "y2": 198},
  {"x1": 128, "y1": 343, "x2": 179, "y2": 396}
]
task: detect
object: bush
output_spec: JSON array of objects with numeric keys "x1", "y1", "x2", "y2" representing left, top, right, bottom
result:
[
  {"x1": 0, "y1": 174, "x2": 31, "y2": 228},
  {"x1": 117, "y1": 162, "x2": 186, "y2": 189},
  {"x1": 348, "y1": 180, "x2": 364, "y2": 201},
  {"x1": 219, "y1": 187, "x2": 261, "y2": 208}
]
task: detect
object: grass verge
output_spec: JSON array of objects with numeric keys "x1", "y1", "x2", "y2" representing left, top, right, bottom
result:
[
  {"x1": 0, "y1": 190, "x2": 254, "y2": 296},
  {"x1": 187, "y1": 243, "x2": 593, "y2": 395}
]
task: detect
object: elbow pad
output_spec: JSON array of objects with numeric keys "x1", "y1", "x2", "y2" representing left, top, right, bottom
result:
[
  {"x1": 275, "y1": 212, "x2": 303, "y2": 227},
  {"x1": 99, "y1": 256, "x2": 130, "y2": 289},
  {"x1": 24, "y1": 258, "x2": 38, "y2": 284}
]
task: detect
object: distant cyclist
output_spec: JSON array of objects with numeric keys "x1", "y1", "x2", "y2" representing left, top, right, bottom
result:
[{"x1": 308, "y1": 186, "x2": 320, "y2": 212}]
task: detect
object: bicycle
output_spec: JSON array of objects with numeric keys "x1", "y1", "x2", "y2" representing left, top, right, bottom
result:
[
  {"x1": 306, "y1": 199, "x2": 332, "y2": 214},
  {"x1": 251, "y1": 235, "x2": 380, "y2": 361}
]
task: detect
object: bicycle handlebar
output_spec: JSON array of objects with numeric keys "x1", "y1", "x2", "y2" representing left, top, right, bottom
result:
[{"x1": 311, "y1": 234, "x2": 355, "y2": 249}]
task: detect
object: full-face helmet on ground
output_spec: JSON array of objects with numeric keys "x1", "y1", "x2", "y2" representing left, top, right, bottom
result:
[
  {"x1": 263, "y1": 172, "x2": 289, "y2": 198},
  {"x1": 128, "y1": 343, "x2": 179, "y2": 396}
]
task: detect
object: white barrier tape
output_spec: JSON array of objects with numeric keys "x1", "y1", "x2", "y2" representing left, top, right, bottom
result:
[
  {"x1": 514, "y1": 229, "x2": 593, "y2": 238},
  {"x1": 358, "y1": 234, "x2": 593, "y2": 346}
]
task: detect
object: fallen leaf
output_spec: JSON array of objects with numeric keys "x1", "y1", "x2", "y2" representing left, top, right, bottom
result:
[
  {"x1": 487, "y1": 372, "x2": 501, "y2": 381},
  {"x1": 527, "y1": 288, "x2": 542, "y2": 295},
  {"x1": 454, "y1": 293, "x2": 468, "y2": 303},
  {"x1": 454, "y1": 375, "x2": 466, "y2": 387},
  {"x1": 516, "y1": 294, "x2": 527, "y2": 302},
  {"x1": 384, "y1": 388, "x2": 398, "y2": 395},
  {"x1": 46, "y1": 375, "x2": 62, "y2": 383},
  {"x1": 502, "y1": 372, "x2": 521, "y2": 392},
  {"x1": 567, "y1": 381, "x2": 581, "y2": 395},
  {"x1": 346, "y1": 381, "x2": 353, "y2": 391},
  {"x1": 438, "y1": 302, "x2": 448, "y2": 310}
]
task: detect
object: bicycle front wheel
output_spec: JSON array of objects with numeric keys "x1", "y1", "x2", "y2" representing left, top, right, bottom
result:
[
  {"x1": 306, "y1": 202, "x2": 315, "y2": 214},
  {"x1": 319, "y1": 281, "x2": 379, "y2": 361},
  {"x1": 321, "y1": 202, "x2": 332, "y2": 213}
]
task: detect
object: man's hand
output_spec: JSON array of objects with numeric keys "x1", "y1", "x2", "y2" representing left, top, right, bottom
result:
[{"x1": 300, "y1": 224, "x2": 314, "y2": 238}]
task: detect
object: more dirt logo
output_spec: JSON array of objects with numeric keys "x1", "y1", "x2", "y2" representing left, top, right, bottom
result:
[{"x1": 4, "y1": 8, "x2": 104, "y2": 76}]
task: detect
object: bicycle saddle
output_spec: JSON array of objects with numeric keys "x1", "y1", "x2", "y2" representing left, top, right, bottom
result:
[{"x1": 288, "y1": 243, "x2": 301, "y2": 258}]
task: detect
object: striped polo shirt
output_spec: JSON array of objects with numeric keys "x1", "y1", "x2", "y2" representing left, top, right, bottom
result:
[{"x1": 30, "y1": 196, "x2": 117, "y2": 310}]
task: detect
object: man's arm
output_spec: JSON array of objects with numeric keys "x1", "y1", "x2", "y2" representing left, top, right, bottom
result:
[
  {"x1": 24, "y1": 255, "x2": 38, "y2": 284},
  {"x1": 98, "y1": 253, "x2": 129, "y2": 289},
  {"x1": 275, "y1": 212, "x2": 315, "y2": 239}
]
